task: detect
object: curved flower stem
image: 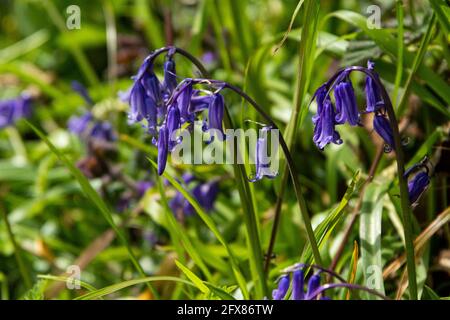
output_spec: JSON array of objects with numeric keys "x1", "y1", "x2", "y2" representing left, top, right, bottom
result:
[
  {"x1": 321, "y1": 66, "x2": 417, "y2": 299},
  {"x1": 221, "y1": 83, "x2": 323, "y2": 267},
  {"x1": 379, "y1": 85, "x2": 418, "y2": 300},
  {"x1": 223, "y1": 109, "x2": 268, "y2": 298},
  {"x1": 140, "y1": 46, "x2": 209, "y2": 79},
  {"x1": 325, "y1": 66, "x2": 417, "y2": 299},
  {"x1": 308, "y1": 283, "x2": 390, "y2": 300}
]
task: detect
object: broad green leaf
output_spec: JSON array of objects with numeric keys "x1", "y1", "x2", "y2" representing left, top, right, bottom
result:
[
  {"x1": 302, "y1": 171, "x2": 361, "y2": 264},
  {"x1": 359, "y1": 184, "x2": 386, "y2": 298},
  {"x1": 149, "y1": 159, "x2": 249, "y2": 299},
  {"x1": 74, "y1": 276, "x2": 195, "y2": 300}
]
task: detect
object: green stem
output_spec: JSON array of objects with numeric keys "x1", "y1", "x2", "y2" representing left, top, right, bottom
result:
[
  {"x1": 392, "y1": 0, "x2": 404, "y2": 108},
  {"x1": 397, "y1": 14, "x2": 436, "y2": 116},
  {"x1": 265, "y1": 0, "x2": 321, "y2": 273},
  {"x1": 379, "y1": 82, "x2": 418, "y2": 300},
  {"x1": 222, "y1": 84, "x2": 323, "y2": 267},
  {"x1": 223, "y1": 110, "x2": 268, "y2": 298},
  {"x1": 0, "y1": 206, "x2": 32, "y2": 289}
]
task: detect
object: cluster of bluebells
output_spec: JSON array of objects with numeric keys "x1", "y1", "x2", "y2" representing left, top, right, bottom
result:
[
  {"x1": 0, "y1": 94, "x2": 32, "y2": 129},
  {"x1": 312, "y1": 61, "x2": 394, "y2": 152},
  {"x1": 117, "y1": 180, "x2": 154, "y2": 212},
  {"x1": 68, "y1": 81, "x2": 116, "y2": 143},
  {"x1": 169, "y1": 173, "x2": 219, "y2": 218},
  {"x1": 124, "y1": 48, "x2": 225, "y2": 176},
  {"x1": 404, "y1": 158, "x2": 432, "y2": 206},
  {"x1": 272, "y1": 268, "x2": 330, "y2": 300}
]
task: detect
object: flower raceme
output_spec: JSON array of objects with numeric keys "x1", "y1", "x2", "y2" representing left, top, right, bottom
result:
[
  {"x1": 169, "y1": 173, "x2": 219, "y2": 217},
  {"x1": 311, "y1": 61, "x2": 394, "y2": 151},
  {"x1": 272, "y1": 264, "x2": 388, "y2": 300},
  {"x1": 124, "y1": 49, "x2": 231, "y2": 176},
  {"x1": 124, "y1": 48, "x2": 277, "y2": 182},
  {"x1": 272, "y1": 270, "x2": 329, "y2": 300}
]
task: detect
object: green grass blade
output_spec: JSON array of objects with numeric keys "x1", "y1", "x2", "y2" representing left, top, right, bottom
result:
[
  {"x1": 74, "y1": 276, "x2": 195, "y2": 300},
  {"x1": 155, "y1": 174, "x2": 212, "y2": 280},
  {"x1": 392, "y1": 0, "x2": 404, "y2": 108},
  {"x1": 25, "y1": 121, "x2": 158, "y2": 298},
  {"x1": 38, "y1": 275, "x2": 98, "y2": 293},
  {"x1": 148, "y1": 159, "x2": 250, "y2": 299},
  {"x1": 359, "y1": 183, "x2": 386, "y2": 299},
  {"x1": 175, "y1": 260, "x2": 209, "y2": 295}
]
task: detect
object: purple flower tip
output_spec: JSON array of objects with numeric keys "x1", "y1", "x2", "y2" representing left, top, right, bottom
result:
[
  {"x1": 373, "y1": 113, "x2": 394, "y2": 151},
  {"x1": 272, "y1": 275, "x2": 290, "y2": 300},
  {"x1": 157, "y1": 125, "x2": 169, "y2": 175}
]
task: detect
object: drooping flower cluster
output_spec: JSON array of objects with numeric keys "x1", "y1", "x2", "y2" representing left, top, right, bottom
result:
[
  {"x1": 312, "y1": 61, "x2": 394, "y2": 151},
  {"x1": 169, "y1": 173, "x2": 219, "y2": 218},
  {"x1": 125, "y1": 49, "x2": 225, "y2": 175},
  {"x1": 0, "y1": 94, "x2": 32, "y2": 129},
  {"x1": 68, "y1": 82, "x2": 117, "y2": 179},
  {"x1": 404, "y1": 158, "x2": 432, "y2": 205},
  {"x1": 272, "y1": 263, "x2": 388, "y2": 300},
  {"x1": 272, "y1": 268, "x2": 330, "y2": 300}
]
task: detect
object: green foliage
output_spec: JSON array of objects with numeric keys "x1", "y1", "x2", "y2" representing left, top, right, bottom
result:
[{"x1": 0, "y1": 0, "x2": 448, "y2": 301}]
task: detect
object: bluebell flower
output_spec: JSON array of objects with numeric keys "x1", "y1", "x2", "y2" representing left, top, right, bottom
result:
[
  {"x1": 312, "y1": 60, "x2": 396, "y2": 152},
  {"x1": 365, "y1": 61, "x2": 384, "y2": 112},
  {"x1": 334, "y1": 79, "x2": 360, "y2": 126},
  {"x1": 0, "y1": 95, "x2": 32, "y2": 129},
  {"x1": 373, "y1": 113, "x2": 394, "y2": 151},
  {"x1": 191, "y1": 180, "x2": 219, "y2": 212},
  {"x1": 272, "y1": 275, "x2": 290, "y2": 300},
  {"x1": 292, "y1": 269, "x2": 305, "y2": 300},
  {"x1": 136, "y1": 180, "x2": 154, "y2": 197},
  {"x1": 157, "y1": 125, "x2": 169, "y2": 176},
  {"x1": 313, "y1": 98, "x2": 342, "y2": 149},
  {"x1": 250, "y1": 127, "x2": 278, "y2": 182},
  {"x1": 190, "y1": 94, "x2": 213, "y2": 113},
  {"x1": 166, "y1": 106, "x2": 181, "y2": 151},
  {"x1": 163, "y1": 59, "x2": 177, "y2": 93},
  {"x1": 176, "y1": 80, "x2": 193, "y2": 121},
  {"x1": 407, "y1": 172, "x2": 430, "y2": 204},
  {"x1": 169, "y1": 175, "x2": 219, "y2": 217},
  {"x1": 129, "y1": 81, "x2": 147, "y2": 123},
  {"x1": 90, "y1": 121, "x2": 116, "y2": 142},
  {"x1": 68, "y1": 112, "x2": 92, "y2": 135},
  {"x1": 0, "y1": 100, "x2": 14, "y2": 128},
  {"x1": 207, "y1": 93, "x2": 225, "y2": 139},
  {"x1": 272, "y1": 271, "x2": 328, "y2": 300},
  {"x1": 312, "y1": 85, "x2": 327, "y2": 125},
  {"x1": 404, "y1": 161, "x2": 431, "y2": 205}
]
